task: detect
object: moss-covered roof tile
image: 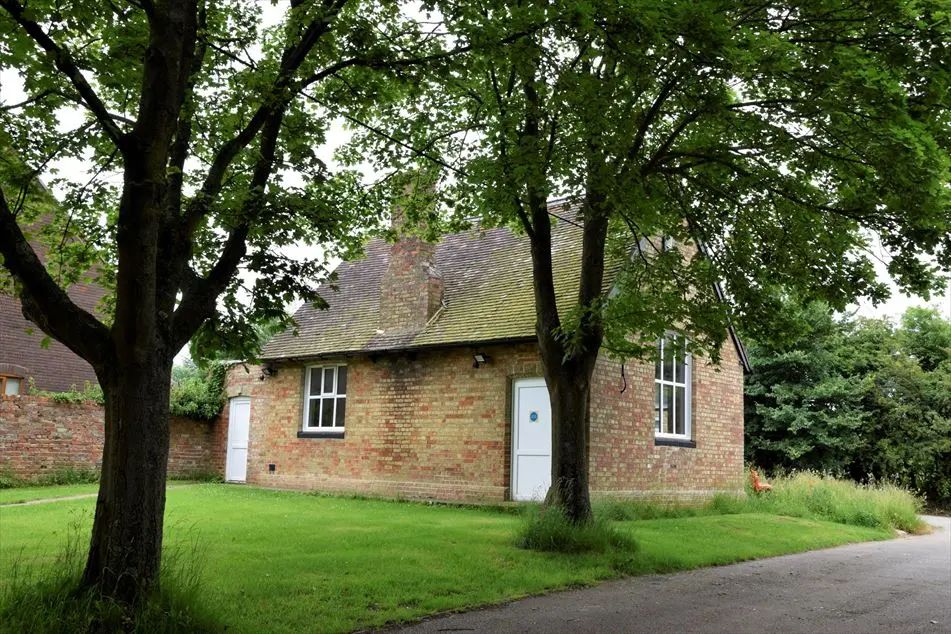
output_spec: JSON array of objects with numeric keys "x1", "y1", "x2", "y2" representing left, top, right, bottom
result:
[{"x1": 261, "y1": 220, "x2": 608, "y2": 360}]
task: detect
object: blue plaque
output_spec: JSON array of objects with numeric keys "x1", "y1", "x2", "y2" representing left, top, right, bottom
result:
[{"x1": 529, "y1": 411, "x2": 539, "y2": 422}]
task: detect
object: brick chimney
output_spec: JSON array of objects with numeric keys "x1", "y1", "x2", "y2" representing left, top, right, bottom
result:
[{"x1": 379, "y1": 182, "x2": 444, "y2": 334}]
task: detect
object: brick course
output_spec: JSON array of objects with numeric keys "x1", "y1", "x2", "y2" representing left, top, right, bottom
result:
[
  {"x1": 0, "y1": 396, "x2": 224, "y2": 480},
  {"x1": 224, "y1": 339, "x2": 744, "y2": 502}
]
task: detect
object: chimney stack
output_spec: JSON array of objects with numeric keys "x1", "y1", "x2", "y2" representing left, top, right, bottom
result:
[{"x1": 379, "y1": 174, "x2": 443, "y2": 334}]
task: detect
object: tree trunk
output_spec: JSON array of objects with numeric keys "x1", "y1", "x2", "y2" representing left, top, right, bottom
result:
[
  {"x1": 543, "y1": 362, "x2": 594, "y2": 523},
  {"x1": 82, "y1": 352, "x2": 174, "y2": 604}
]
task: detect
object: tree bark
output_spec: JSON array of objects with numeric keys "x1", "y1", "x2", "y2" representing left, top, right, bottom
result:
[
  {"x1": 527, "y1": 191, "x2": 608, "y2": 525},
  {"x1": 82, "y1": 351, "x2": 174, "y2": 603},
  {"x1": 542, "y1": 361, "x2": 594, "y2": 523}
]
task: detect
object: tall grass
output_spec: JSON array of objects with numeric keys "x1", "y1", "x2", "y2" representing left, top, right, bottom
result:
[
  {"x1": 0, "y1": 467, "x2": 99, "y2": 490},
  {"x1": 0, "y1": 516, "x2": 220, "y2": 634},
  {"x1": 516, "y1": 506, "x2": 638, "y2": 555},
  {"x1": 738, "y1": 471, "x2": 925, "y2": 533},
  {"x1": 594, "y1": 471, "x2": 925, "y2": 534}
]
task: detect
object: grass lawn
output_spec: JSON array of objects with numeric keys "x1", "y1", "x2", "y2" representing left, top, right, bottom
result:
[{"x1": 0, "y1": 484, "x2": 891, "y2": 633}]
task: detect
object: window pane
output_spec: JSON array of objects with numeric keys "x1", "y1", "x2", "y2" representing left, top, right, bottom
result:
[
  {"x1": 663, "y1": 384, "x2": 674, "y2": 434},
  {"x1": 336, "y1": 397, "x2": 346, "y2": 427},
  {"x1": 654, "y1": 384, "x2": 662, "y2": 432},
  {"x1": 323, "y1": 368, "x2": 335, "y2": 394},
  {"x1": 309, "y1": 369, "x2": 321, "y2": 396},
  {"x1": 676, "y1": 340, "x2": 687, "y2": 386},
  {"x1": 320, "y1": 398, "x2": 334, "y2": 427},
  {"x1": 655, "y1": 340, "x2": 663, "y2": 380},
  {"x1": 4, "y1": 378, "x2": 20, "y2": 396},
  {"x1": 336, "y1": 367, "x2": 347, "y2": 395},
  {"x1": 307, "y1": 399, "x2": 319, "y2": 427},
  {"x1": 675, "y1": 386, "x2": 686, "y2": 436},
  {"x1": 663, "y1": 339, "x2": 675, "y2": 382}
]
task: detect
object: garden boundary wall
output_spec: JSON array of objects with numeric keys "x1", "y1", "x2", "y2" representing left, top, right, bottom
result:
[{"x1": 0, "y1": 395, "x2": 225, "y2": 481}]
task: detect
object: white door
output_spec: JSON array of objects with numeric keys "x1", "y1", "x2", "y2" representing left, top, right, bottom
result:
[
  {"x1": 512, "y1": 378, "x2": 552, "y2": 501},
  {"x1": 226, "y1": 396, "x2": 251, "y2": 483}
]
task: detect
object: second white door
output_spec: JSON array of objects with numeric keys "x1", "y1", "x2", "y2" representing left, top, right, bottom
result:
[{"x1": 512, "y1": 378, "x2": 551, "y2": 501}]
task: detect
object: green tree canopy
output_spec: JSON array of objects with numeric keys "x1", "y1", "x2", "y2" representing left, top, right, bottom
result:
[
  {"x1": 0, "y1": 0, "x2": 451, "y2": 601},
  {"x1": 746, "y1": 303, "x2": 951, "y2": 505},
  {"x1": 351, "y1": 0, "x2": 951, "y2": 520}
]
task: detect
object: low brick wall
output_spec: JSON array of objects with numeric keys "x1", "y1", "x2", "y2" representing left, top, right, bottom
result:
[{"x1": 0, "y1": 395, "x2": 224, "y2": 480}]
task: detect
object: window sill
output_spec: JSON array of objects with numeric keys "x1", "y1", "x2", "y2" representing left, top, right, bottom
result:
[
  {"x1": 654, "y1": 437, "x2": 696, "y2": 448},
  {"x1": 297, "y1": 430, "x2": 345, "y2": 439}
]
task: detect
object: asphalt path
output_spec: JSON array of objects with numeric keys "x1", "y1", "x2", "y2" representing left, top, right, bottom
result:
[{"x1": 390, "y1": 516, "x2": 951, "y2": 634}]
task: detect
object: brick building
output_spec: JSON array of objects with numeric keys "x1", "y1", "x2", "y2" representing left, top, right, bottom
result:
[
  {"x1": 0, "y1": 269, "x2": 103, "y2": 396},
  {"x1": 222, "y1": 212, "x2": 749, "y2": 502}
]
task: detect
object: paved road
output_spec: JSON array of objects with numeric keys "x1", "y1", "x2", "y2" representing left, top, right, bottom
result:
[{"x1": 392, "y1": 516, "x2": 951, "y2": 634}]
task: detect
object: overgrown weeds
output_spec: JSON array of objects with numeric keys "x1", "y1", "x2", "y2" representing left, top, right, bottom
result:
[
  {"x1": 0, "y1": 467, "x2": 99, "y2": 490},
  {"x1": 739, "y1": 471, "x2": 925, "y2": 533},
  {"x1": 0, "y1": 515, "x2": 219, "y2": 633},
  {"x1": 592, "y1": 470, "x2": 926, "y2": 534}
]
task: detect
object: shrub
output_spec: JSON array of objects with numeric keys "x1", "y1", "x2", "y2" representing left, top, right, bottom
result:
[
  {"x1": 594, "y1": 498, "x2": 701, "y2": 521},
  {"x1": 28, "y1": 380, "x2": 104, "y2": 405},
  {"x1": 516, "y1": 506, "x2": 637, "y2": 555},
  {"x1": 0, "y1": 469, "x2": 25, "y2": 490},
  {"x1": 169, "y1": 362, "x2": 226, "y2": 421}
]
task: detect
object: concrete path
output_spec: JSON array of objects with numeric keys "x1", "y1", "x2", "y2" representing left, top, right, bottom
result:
[
  {"x1": 392, "y1": 516, "x2": 951, "y2": 634},
  {"x1": 0, "y1": 483, "x2": 198, "y2": 507}
]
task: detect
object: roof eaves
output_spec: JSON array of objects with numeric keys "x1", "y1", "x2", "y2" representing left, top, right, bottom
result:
[{"x1": 260, "y1": 334, "x2": 538, "y2": 365}]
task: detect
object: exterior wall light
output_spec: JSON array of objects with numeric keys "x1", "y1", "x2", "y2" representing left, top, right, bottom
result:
[{"x1": 472, "y1": 353, "x2": 489, "y2": 368}]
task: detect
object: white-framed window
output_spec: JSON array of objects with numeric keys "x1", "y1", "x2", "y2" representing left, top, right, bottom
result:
[
  {"x1": 654, "y1": 334, "x2": 691, "y2": 438},
  {"x1": 1, "y1": 375, "x2": 22, "y2": 398},
  {"x1": 303, "y1": 365, "x2": 347, "y2": 431}
]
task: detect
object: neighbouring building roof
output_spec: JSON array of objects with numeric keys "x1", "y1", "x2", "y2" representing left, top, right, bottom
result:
[
  {"x1": 263, "y1": 220, "x2": 590, "y2": 360},
  {"x1": 0, "y1": 279, "x2": 104, "y2": 392}
]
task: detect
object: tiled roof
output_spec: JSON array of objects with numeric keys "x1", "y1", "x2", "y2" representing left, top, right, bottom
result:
[{"x1": 262, "y1": 220, "x2": 596, "y2": 360}]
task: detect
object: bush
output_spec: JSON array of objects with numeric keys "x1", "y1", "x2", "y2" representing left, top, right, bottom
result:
[
  {"x1": 28, "y1": 380, "x2": 104, "y2": 405},
  {"x1": 0, "y1": 469, "x2": 25, "y2": 489},
  {"x1": 33, "y1": 468, "x2": 100, "y2": 487},
  {"x1": 516, "y1": 506, "x2": 637, "y2": 555},
  {"x1": 169, "y1": 362, "x2": 226, "y2": 421},
  {"x1": 594, "y1": 498, "x2": 701, "y2": 521}
]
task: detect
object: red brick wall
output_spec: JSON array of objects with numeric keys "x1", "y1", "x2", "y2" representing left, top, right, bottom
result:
[
  {"x1": 589, "y1": 339, "x2": 746, "y2": 500},
  {"x1": 225, "y1": 340, "x2": 744, "y2": 502},
  {"x1": 226, "y1": 344, "x2": 542, "y2": 500},
  {"x1": 379, "y1": 236, "x2": 443, "y2": 334},
  {"x1": 0, "y1": 396, "x2": 223, "y2": 480}
]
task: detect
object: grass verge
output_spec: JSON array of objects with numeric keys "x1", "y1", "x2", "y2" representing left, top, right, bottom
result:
[{"x1": 0, "y1": 484, "x2": 893, "y2": 633}]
